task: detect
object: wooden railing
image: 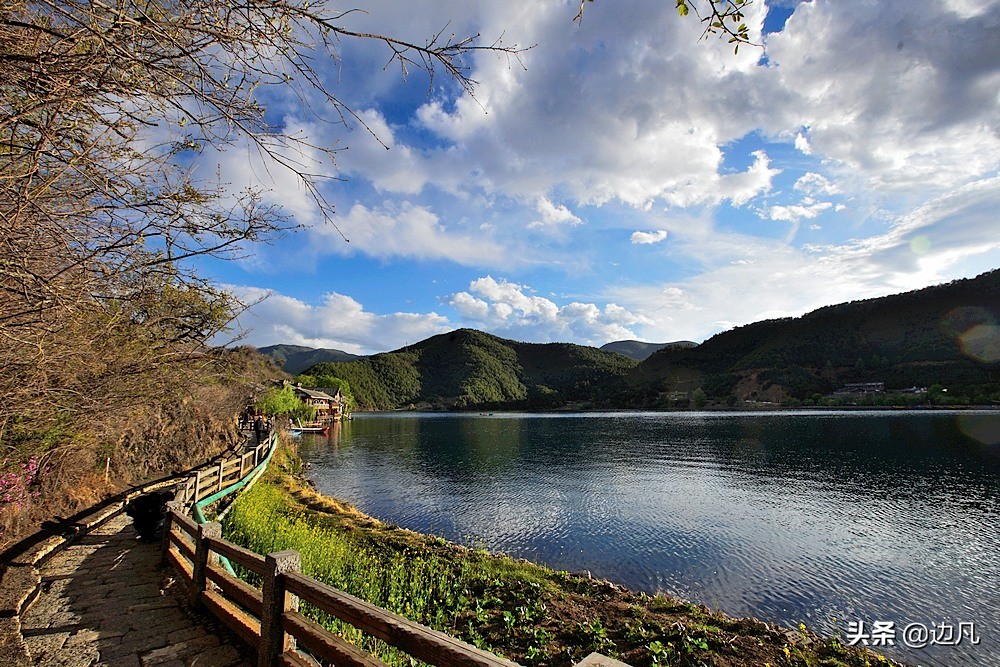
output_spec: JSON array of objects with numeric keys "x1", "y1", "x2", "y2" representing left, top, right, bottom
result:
[
  {"x1": 161, "y1": 432, "x2": 522, "y2": 667},
  {"x1": 171, "y1": 436, "x2": 274, "y2": 508}
]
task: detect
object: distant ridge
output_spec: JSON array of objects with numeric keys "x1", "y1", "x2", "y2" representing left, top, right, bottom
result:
[
  {"x1": 269, "y1": 270, "x2": 1000, "y2": 409},
  {"x1": 601, "y1": 339, "x2": 697, "y2": 361},
  {"x1": 257, "y1": 344, "x2": 361, "y2": 375},
  {"x1": 622, "y1": 268, "x2": 1000, "y2": 406},
  {"x1": 303, "y1": 328, "x2": 637, "y2": 411}
]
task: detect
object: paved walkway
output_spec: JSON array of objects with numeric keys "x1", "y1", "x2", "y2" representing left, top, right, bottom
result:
[{"x1": 19, "y1": 513, "x2": 252, "y2": 667}]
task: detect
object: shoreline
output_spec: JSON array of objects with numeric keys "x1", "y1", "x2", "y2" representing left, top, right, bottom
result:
[
  {"x1": 222, "y1": 441, "x2": 906, "y2": 667},
  {"x1": 375, "y1": 403, "x2": 1000, "y2": 413}
]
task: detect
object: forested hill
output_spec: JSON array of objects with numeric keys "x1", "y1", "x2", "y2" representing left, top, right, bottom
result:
[
  {"x1": 621, "y1": 269, "x2": 1000, "y2": 406},
  {"x1": 304, "y1": 329, "x2": 638, "y2": 410},
  {"x1": 600, "y1": 340, "x2": 698, "y2": 360},
  {"x1": 257, "y1": 344, "x2": 361, "y2": 374},
  {"x1": 302, "y1": 271, "x2": 999, "y2": 411}
]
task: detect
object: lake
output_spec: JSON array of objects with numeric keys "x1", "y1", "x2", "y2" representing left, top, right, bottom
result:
[{"x1": 296, "y1": 410, "x2": 1000, "y2": 667}]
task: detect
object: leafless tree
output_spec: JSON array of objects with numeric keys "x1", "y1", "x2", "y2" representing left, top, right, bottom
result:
[{"x1": 0, "y1": 0, "x2": 525, "y2": 541}]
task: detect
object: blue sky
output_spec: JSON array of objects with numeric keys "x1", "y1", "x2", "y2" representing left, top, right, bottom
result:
[{"x1": 197, "y1": 0, "x2": 1000, "y2": 355}]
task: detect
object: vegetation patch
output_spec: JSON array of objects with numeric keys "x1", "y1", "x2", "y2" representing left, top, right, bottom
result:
[
  {"x1": 222, "y1": 444, "x2": 905, "y2": 667},
  {"x1": 305, "y1": 329, "x2": 638, "y2": 411}
]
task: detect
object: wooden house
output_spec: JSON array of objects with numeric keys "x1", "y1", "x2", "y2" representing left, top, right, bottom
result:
[{"x1": 291, "y1": 384, "x2": 346, "y2": 421}]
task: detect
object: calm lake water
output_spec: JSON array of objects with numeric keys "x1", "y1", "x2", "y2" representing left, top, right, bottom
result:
[{"x1": 297, "y1": 410, "x2": 1000, "y2": 667}]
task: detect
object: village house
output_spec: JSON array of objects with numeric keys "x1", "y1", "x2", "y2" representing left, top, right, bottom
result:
[
  {"x1": 289, "y1": 383, "x2": 346, "y2": 421},
  {"x1": 833, "y1": 382, "x2": 886, "y2": 395}
]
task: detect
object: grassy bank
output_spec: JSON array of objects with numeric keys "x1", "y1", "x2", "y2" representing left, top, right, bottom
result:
[{"x1": 221, "y1": 444, "x2": 901, "y2": 667}]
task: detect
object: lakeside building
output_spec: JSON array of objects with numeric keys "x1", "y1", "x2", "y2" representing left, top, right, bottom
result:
[
  {"x1": 833, "y1": 382, "x2": 886, "y2": 395},
  {"x1": 289, "y1": 383, "x2": 346, "y2": 421}
]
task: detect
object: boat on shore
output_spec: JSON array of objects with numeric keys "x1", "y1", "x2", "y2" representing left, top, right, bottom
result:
[{"x1": 291, "y1": 420, "x2": 329, "y2": 435}]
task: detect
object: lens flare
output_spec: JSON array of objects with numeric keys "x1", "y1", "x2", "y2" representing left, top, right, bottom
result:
[
  {"x1": 909, "y1": 235, "x2": 932, "y2": 254},
  {"x1": 957, "y1": 414, "x2": 1000, "y2": 446},
  {"x1": 941, "y1": 307, "x2": 1000, "y2": 362},
  {"x1": 958, "y1": 323, "x2": 1000, "y2": 363}
]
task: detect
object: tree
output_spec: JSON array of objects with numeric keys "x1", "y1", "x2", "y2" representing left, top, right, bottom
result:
[
  {"x1": 255, "y1": 386, "x2": 315, "y2": 422},
  {"x1": 1, "y1": 0, "x2": 525, "y2": 333},
  {"x1": 690, "y1": 387, "x2": 707, "y2": 408},
  {"x1": 0, "y1": 0, "x2": 523, "y2": 543},
  {"x1": 576, "y1": 0, "x2": 755, "y2": 51},
  {"x1": 298, "y1": 374, "x2": 356, "y2": 412}
]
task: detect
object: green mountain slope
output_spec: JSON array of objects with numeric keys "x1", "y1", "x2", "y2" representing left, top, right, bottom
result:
[
  {"x1": 305, "y1": 329, "x2": 638, "y2": 410},
  {"x1": 257, "y1": 344, "x2": 361, "y2": 375},
  {"x1": 623, "y1": 269, "x2": 1000, "y2": 406},
  {"x1": 600, "y1": 340, "x2": 698, "y2": 360}
]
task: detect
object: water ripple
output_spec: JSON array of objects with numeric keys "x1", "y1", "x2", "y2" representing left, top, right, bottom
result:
[{"x1": 300, "y1": 411, "x2": 1000, "y2": 667}]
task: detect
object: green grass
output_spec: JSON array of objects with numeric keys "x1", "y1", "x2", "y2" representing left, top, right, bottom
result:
[
  {"x1": 221, "y1": 470, "x2": 549, "y2": 663},
  {"x1": 220, "y1": 446, "x2": 907, "y2": 667}
]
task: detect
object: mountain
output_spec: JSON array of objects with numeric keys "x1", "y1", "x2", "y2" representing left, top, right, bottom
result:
[
  {"x1": 257, "y1": 344, "x2": 361, "y2": 375},
  {"x1": 293, "y1": 270, "x2": 999, "y2": 410},
  {"x1": 600, "y1": 340, "x2": 698, "y2": 361},
  {"x1": 303, "y1": 329, "x2": 638, "y2": 410},
  {"x1": 620, "y1": 269, "x2": 1000, "y2": 407}
]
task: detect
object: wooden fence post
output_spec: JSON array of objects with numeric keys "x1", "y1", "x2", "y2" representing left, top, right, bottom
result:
[
  {"x1": 191, "y1": 521, "x2": 222, "y2": 607},
  {"x1": 259, "y1": 549, "x2": 301, "y2": 667},
  {"x1": 218, "y1": 459, "x2": 226, "y2": 492},
  {"x1": 160, "y1": 501, "x2": 184, "y2": 566}
]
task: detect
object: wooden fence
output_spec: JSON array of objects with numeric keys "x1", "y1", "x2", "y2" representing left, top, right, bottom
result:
[
  {"x1": 161, "y1": 433, "x2": 522, "y2": 667},
  {"x1": 171, "y1": 436, "x2": 274, "y2": 508}
]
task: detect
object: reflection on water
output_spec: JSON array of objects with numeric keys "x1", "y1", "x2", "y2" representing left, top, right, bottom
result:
[{"x1": 299, "y1": 410, "x2": 1000, "y2": 667}]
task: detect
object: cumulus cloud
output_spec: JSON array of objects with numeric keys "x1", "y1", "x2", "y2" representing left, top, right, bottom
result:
[
  {"x1": 607, "y1": 176, "x2": 1000, "y2": 343},
  {"x1": 223, "y1": 287, "x2": 451, "y2": 354},
  {"x1": 631, "y1": 230, "x2": 669, "y2": 245},
  {"x1": 310, "y1": 201, "x2": 507, "y2": 266},
  {"x1": 794, "y1": 132, "x2": 812, "y2": 155},
  {"x1": 794, "y1": 173, "x2": 840, "y2": 196},
  {"x1": 413, "y1": 0, "x2": 997, "y2": 208},
  {"x1": 447, "y1": 276, "x2": 652, "y2": 345},
  {"x1": 759, "y1": 0, "x2": 1000, "y2": 193},
  {"x1": 332, "y1": 1, "x2": 775, "y2": 209},
  {"x1": 769, "y1": 200, "x2": 833, "y2": 222},
  {"x1": 528, "y1": 197, "x2": 584, "y2": 230},
  {"x1": 717, "y1": 151, "x2": 780, "y2": 206},
  {"x1": 198, "y1": 0, "x2": 1000, "y2": 354}
]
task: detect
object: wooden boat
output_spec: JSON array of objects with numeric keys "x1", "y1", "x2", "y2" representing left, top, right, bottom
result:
[{"x1": 292, "y1": 420, "x2": 329, "y2": 435}]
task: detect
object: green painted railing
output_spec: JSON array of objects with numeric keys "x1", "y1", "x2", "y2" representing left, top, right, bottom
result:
[{"x1": 159, "y1": 428, "x2": 528, "y2": 667}]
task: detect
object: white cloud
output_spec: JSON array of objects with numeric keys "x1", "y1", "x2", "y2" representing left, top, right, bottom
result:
[
  {"x1": 794, "y1": 173, "x2": 840, "y2": 196},
  {"x1": 223, "y1": 287, "x2": 451, "y2": 354},
  {"x1": 310, "y1": 202, "x2": 507, "y2": 266},
  {"x1": 447, "y1": 276, "x2": 652, "y2": 345},
  {"x1": 769, "y1": 201, "x2": 833, "y2": 222},
  {"x1": 794, "y1": 132, "x2": 812, "y2": 155},
  {"x1": 760, "y1": 0, "x2": 1000, "y2": 194},
  {"x1": 631, "y1": 230, "x2": 669, "y2": 245},
  {"x1": 197, "y1": 116, "x2": 335, "y2": 227},
  {"x1": 333, "y1": 1, "x2": 776, "y2": 209},
  {"x1": 607, "y1": 176, "x2": 1000, "y2": 343},
  {"x1": 528, "y1": 198, "x2": 584, "y2": 230},
  {"x1": 330, "y1": 0, "x2": 1000, "y2": 213},
  {"x1": 197, "y1": 0, "x2": 1000, "y2": 355},
  {"x1": 717, "y1": 150, "x2": 780, "y2": 206}
]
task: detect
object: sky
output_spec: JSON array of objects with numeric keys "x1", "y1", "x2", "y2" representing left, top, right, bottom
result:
[{"x1": 195, "y1": 0, "x2": 1000, "y2": 355}]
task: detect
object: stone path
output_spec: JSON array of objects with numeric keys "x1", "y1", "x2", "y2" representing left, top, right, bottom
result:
[{"x1": 19, "y1": 513, "x2": 253, "y2": 667}]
